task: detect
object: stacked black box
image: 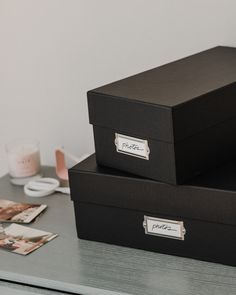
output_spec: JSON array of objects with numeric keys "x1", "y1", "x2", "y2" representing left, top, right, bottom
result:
[
  {"x1": 70, "y1": 155, "x2": 236, "y2": 266},
  {"x1": 88, "y1": 46, "x2": 236, "y2": 184},
  {"x1": 69, "y1": 46, "x2": 236, "y2": 265}
]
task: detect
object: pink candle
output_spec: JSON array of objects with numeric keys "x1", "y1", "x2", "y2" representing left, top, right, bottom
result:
[{"x1": 6, "y1": 140, "x2": 41, "y2": 185}]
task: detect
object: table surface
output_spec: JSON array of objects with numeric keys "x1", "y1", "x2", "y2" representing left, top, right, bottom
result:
[{"x1": 1, "y1": 168, "x2": 236, "y2": 295}]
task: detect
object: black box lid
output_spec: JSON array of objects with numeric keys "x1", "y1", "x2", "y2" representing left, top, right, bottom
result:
[
  {"x1": 88, "y1": 46, "x2": 236, "y2": 142},
  {"x1": 69, "y1": 154, "x2": 236, "y2": 226}
]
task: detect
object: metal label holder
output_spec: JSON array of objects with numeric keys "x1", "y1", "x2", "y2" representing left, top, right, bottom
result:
[
  {"x1": 143, "y1": 215, "x2": 186, "y2": 241},
  {"x1": 114, "y1": 133, "x2": 150, "y2": 160}
]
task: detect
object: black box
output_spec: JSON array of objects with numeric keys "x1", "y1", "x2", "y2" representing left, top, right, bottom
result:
[
  {"x1": 69, "y1": 154, "x2": 236, "y2": 266},
  {"x1": 88, "y1": 46, "x2": 236, "y2": 184}
]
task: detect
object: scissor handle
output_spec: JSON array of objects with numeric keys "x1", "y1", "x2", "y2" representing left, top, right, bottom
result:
[{"x1": 24, "y1": 178, "x2": 60, "y2": 197}]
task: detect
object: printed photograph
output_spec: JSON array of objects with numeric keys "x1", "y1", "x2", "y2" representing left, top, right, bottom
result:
[
  {"x1": 0, "y1": 199, "x2": 47, "y2": 223},
  {"x1": 0, "y1": 223, "x2": 57, "y2": 255}
]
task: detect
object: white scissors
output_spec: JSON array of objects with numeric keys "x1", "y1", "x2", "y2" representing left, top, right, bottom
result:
[{"x1": 24, "y1": 178, "x2": 70, "y2": 197}]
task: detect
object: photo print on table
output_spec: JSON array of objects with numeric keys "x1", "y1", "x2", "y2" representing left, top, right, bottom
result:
[
  {"x1": 0, "y1": 199, "x2": 47, "y2": 223},
  {"x1": 0, "y1": 223, "x2": 57, "y2": 255}
]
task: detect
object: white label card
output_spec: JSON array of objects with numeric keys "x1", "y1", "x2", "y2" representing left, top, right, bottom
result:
[
  {"x1": 114, "y1": 133, "x2": 150, "y2": 160},
  {"x1": 143, "y1": 216, "x2": 186, "y2": 240}
]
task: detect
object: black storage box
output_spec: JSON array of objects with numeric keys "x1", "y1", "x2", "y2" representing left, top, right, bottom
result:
[
  {"x1": 88, "y1": 46, "x2": 236, "y2": 184},
  {"x1": 69, "y1": 154, "x2": 236, "y2": 266}
]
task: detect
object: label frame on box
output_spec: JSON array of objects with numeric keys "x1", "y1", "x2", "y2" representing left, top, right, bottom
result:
[
  {"x1": 143, "y1": 215, "x2": 186, "y2": 240},
  {"x1": 114, "y1": 133, "x2": 150, "y2": 160}
]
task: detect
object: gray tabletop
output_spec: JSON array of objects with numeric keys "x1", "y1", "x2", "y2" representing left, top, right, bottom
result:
[{"x1": 1, "y1": 168, "x2": 236, "y2": 295}]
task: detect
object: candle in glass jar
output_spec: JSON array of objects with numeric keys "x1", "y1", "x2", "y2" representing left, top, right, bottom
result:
[{"x1": 6, "y1": 140, "x2": 41, "y2": 185}]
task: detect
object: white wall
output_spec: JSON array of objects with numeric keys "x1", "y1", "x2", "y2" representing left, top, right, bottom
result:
[{"x1": 1, "y1": 0, "x2": 236, "y2": 176}]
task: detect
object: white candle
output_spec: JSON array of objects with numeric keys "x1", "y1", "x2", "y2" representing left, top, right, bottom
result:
[{"x1": 6, "y1": 140, "x2": 41, "y2": 180}]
